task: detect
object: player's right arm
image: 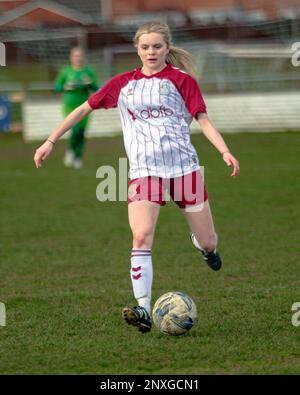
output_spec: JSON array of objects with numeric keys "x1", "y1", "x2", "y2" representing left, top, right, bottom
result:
[
  {"x1": 34, "y1": 72, "x2": 129, "y2": 168},
  {"x1": 33, "y1": 101, "x2": 93, "y2": 168}
]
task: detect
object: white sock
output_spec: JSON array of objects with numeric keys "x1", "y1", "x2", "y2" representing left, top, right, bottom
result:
[
  {"x1": 192, "y1": 233, "x2": 218, "y2": 253},
  {"x1": 130, "y1": 248, "x2": 152, "y2": 314},
  {"x1": 137, "y1": 297, "x2": 151, "y2": 315},
  {"x1": 192, "y1": 233, "x2": 204, "y2": 251}
]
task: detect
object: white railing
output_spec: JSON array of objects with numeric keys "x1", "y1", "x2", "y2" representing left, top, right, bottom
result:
[{"x1": 23, "y1": 91, "x2": 300, "y2": 142}]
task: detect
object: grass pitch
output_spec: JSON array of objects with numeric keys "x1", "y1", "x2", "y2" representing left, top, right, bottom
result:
[{"x1": 0, "y1": 131, "x2": 299, "y2": 374}]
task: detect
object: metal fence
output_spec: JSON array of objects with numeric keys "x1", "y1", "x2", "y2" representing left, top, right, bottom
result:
[
  {"x1": 1, "y1": 12, "x2": 300, "y2": 135},
  {"x1": 1, "y1": 17, "x2": 300, "y2": 94}
]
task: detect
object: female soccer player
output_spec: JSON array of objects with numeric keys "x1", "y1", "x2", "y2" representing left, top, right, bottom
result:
[
  {"x1": 55, "y1": 47, "x2": 98, "y2": 168},
  {"x1": 34, "y1": 22, "x2": 239, "y2": 334}
]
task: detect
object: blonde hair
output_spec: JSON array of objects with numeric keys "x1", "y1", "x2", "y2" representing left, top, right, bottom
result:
[{"x1": 134, "y1": 22, "x2": 197, "y2": 79}]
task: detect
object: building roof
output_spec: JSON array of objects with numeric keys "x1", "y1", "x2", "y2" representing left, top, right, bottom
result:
[
  {"x1": 0, "y1": 0, "x2": 31, "y2": 12},
  {"x1": 0, "y1": 0, "x2": 94, "y2": 27}
]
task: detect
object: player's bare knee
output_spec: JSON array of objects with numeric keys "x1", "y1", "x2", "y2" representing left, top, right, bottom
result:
[{"x1": 133, "y1": 230, "x2": 153, "y2": 249}]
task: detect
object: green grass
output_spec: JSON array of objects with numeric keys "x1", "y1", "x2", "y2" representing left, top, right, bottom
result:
[{"x1": 0, "y1": 131, "x2": 299, "y2": 374}]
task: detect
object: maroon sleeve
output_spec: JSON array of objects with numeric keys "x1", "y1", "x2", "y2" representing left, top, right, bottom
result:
[
  {"x1": 168, "y1": 70, "x2": 207, "y2": 118},
  {"x1": 88, "y1": 72, "x2": 132, "y2": 110},
  {"x1": 179, "y1": 74, "x2": 207, "y2": 119}
]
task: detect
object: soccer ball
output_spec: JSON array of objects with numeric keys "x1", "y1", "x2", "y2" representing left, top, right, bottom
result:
[{"x1": 152, "y1": 291, "x2": 198, "y2": 336}]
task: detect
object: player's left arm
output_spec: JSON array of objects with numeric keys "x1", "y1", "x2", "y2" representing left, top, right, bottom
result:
[{"x1": 197, "y1": 112, "x2": 240, "y2": 177}]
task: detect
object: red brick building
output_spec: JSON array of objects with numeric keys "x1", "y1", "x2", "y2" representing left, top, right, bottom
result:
[
  {"x1": 1, "y1": 0, "x2": 300, "y2": 21},
  {"x1": 0, "y1": 0, "x2": 299, "y2": 65},
  {"x1": 111, "y1": 0, "x2": 300, "y2": 19}
]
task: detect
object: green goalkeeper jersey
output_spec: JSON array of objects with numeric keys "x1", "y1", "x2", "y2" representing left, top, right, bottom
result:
[{"x1": 55, "y1": 65, "x2": 98, "y2": 109}]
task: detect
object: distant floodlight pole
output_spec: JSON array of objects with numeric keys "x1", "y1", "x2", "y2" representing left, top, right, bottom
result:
[
  {"x1": 101, "y1": 0, "x2": 112, "y2": 23},
  {"x1": 77, "y1": 27, "x2": 87, "y2": 51},
  {"x1": 0, "y1": 42, "x2": 6, "y2": 66},
  {"x1": 101, "y1": 0, "x2": 113, "y2": 80}
]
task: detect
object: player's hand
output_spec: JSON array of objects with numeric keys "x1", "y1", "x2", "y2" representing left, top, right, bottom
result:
[
  {"x1": 64, "y1": 82, "x2": 76, "y2": 91},
  {"x1": 34, "y1": 140, "x2": 54, "y2": 168},
  {"x1": 222, "y1": 152, "x2": 240, "y2": 177},
  {"x1": 83, "y1": 77, "x2": 92, "y2": 86}
]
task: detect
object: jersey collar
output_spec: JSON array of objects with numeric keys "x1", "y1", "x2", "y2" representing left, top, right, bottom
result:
[{"x1": 137, "y1": 63, "x2": 172, "y2": 79}]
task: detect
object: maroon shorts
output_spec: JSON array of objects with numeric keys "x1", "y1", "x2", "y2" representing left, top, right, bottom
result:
[{"x1": 128, "y1": 170, "x2": 208, "y2": 209}]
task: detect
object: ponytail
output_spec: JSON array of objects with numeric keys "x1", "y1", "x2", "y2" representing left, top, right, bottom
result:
[{"x1": 166, "y1": 46, "x2": 198, "y2": 80}]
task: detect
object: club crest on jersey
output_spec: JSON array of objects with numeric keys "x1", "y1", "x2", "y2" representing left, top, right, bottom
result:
[{"x1": 159, "y1": 80, "x2": 170, "y2": 95}]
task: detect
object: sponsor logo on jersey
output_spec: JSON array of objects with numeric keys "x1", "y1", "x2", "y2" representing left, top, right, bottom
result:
[{"x1": 138, "y1": 105, "x2": 173, "y2": 119}]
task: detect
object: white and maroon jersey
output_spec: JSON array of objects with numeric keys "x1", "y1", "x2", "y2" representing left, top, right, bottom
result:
[{"x1": 88, "y1": 63, "x2": 207, "y2": 179}]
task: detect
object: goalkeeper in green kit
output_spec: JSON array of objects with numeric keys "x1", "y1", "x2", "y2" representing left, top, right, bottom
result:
[{"x1": 55, "y1": 47, "x2": 98, "y2": 168}]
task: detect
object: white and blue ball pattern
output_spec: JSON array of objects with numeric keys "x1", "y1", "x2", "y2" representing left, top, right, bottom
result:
[{"x1": 152, "y1": 291, "x2": 198, "y2": 335}]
